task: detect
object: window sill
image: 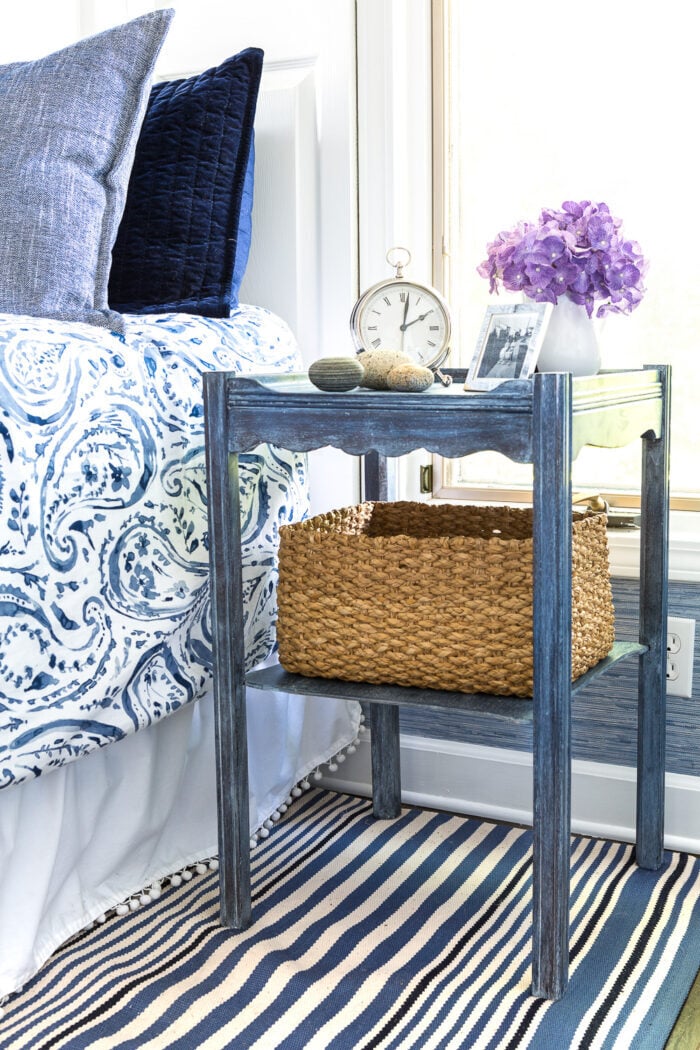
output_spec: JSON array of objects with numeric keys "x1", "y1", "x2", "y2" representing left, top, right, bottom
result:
[
  {"x1": 422, "y1": 490, "x2": 700, "y2": 583},
  {"x1": 401, "y1": 456, "x2": 700, "y2": 583}
]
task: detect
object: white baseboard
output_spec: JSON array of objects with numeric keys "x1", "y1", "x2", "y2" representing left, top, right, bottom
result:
[{"x1": 319, "y1": 732, "x2": 700, "y2": 855}]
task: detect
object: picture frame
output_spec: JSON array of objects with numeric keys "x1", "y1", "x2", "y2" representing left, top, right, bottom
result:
[{"x1": 465, "y1": 302, "x2": 553, "y2": 390}]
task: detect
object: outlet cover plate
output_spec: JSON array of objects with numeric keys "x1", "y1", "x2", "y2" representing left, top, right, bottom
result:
[{"x1": 667, "y1": 616, "x2": 696, "y2": 698}]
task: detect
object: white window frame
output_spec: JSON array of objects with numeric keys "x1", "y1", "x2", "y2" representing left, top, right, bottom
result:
[{"x1": 356, "y1": 0, "x2": 433, "y2": 295}]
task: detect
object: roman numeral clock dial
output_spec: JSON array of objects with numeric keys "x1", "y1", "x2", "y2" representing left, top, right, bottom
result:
[{"x1": 350, "y1": 247, "x2": 452, "y2": 385}]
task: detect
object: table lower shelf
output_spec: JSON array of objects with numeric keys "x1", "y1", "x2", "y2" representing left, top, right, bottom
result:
[{"x1": 246, "y1": 641, "x2": 647, "y2": 723}]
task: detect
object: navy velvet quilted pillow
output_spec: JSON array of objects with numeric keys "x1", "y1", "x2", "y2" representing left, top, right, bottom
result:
[{"x1": 108, "y1": 47, "x2": 263, "y2": 316}]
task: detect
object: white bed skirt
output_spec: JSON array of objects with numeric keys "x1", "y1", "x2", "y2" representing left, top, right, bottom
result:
[{"x1": 0, "y1": 686, "x2": 360, "y2": 1001}]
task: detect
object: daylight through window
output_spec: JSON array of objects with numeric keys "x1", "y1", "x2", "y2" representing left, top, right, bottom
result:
[{"x1": 434, "y1": 0, "x2": 699, "y2": 509}]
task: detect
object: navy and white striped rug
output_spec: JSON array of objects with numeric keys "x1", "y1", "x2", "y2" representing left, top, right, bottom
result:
[{"x1": 2, "y1": 788, "x2": 700, "y2": 1049}]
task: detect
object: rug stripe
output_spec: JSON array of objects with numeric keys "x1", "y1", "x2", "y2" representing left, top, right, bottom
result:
[
  {"x1": 495, "y1": 840, "x2": 637, "y2": 1048},
  {"x1": 55, "y1": 802, "x2": 440, "y2": 1049},
  {"x1": 177, "y1": 812, "x2": 503, "y2": 1049},
  {"x1": 1, "y1": 789, "x2": 699, "y2": 1050},
  {"x1": 348, "y1": 847, "x2": 533, "y2": 1050},
  {"x1": 377, "y1": 835, "x2": 605, "y2": 1049},
  {"x1": 427, "y1": 839, "x2": 628, "y2": 1050},
  {"x1": 253, "y1": 822, "x2": 531, "y2": 1050},
  {"x1": 601, "y1": 861, "x2": 698, "y2": 1050},
  {"x1": 525, "y1": 850, "x2": 698, "y2": 1050},
  {"x1": 574, "y1": 851, "x2": 692, "y2": 1049},
  {"x1": 174, "y1": 812, "x2": 459, "y2": 1046},
  {"x1": 470, "y1": 840, "x2": 637, "y2": 1048},
  {"x1": 253, "y1": 821, "x2": 510, "y2": 1049},
  {"x1": 301, "y1": 828, "x2": 533, "y2": 1050},
  {"x1": 60, "y1": 793, "x2": 376, "y2": 1050},
  {"x1": 147, "y1": 818, "x2": 520, "y2": 1050},
  {"x1": 359, "y1": 838, "x2": 625, "y2": 1050},
  {"x1": 613, "y1": 880, "x2": 700, "y2": 1048},
  {"x1": 414, "y1": 913, "x2": 534, "y2": 1050},
  {"x1": 2, "y1": 791, "x2": 370, "y2": 1050},
  {"x1": 1, "y1": 877, "x2": 221, "y2": 1047}
]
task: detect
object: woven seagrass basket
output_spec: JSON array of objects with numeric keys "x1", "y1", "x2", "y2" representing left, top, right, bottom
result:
[{"x1": 276, "y1": 501, "x2": 615, "y2": 697}]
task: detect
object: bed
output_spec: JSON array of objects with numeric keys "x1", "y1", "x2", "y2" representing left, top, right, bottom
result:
[{"x1": 0, "y1": 11, "x2": 360, "y2": 1001}]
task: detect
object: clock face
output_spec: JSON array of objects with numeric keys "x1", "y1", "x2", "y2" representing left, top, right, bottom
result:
[{"x1": 351, "y1": 280, "x2": 450, "y2": 367}]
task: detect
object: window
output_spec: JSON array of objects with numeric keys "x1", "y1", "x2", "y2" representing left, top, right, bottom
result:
[{"x1": 433, "y1": 0, "x2": 699, "y2": 511}]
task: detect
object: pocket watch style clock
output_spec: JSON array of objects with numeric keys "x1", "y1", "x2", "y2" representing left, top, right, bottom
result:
[{"x1": 350, "y1": 247, "x2": 452, "y2": 384}]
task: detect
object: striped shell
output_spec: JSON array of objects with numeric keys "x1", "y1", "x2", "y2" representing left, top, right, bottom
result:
[{"x1": 308, "y1": 356, "x2": 365, "y2": 392}]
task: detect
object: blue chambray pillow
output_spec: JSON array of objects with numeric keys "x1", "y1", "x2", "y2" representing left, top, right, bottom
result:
[
  {"x1": 231, "y1": 138, "x2": 256, "y2": 299},
  {"x1": 108, "y1": 48, "x2": 263, "y2": 317},
  {"x1": 0, "y1": 10, "x2": 174, "y2": 333}
]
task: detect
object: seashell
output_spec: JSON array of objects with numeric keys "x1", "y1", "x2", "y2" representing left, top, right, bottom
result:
[
  {"x1": 386, "y1": 363, "x2": 434, "y2": 392},
  {"x1": 308, "y1": 356, "x2": 364, "y2": 391},
  {"x1": 357, "y1": 349, "x2": 413, "y2": 389}
]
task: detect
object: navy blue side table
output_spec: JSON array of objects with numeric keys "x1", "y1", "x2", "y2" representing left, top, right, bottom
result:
[{"x1": 203, "y1": 366, "x2": 670, "y2": 1001}]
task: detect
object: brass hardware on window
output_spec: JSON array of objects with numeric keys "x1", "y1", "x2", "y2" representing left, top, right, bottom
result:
[
  {"x1": 572, "y1": 492, "x2": 609, "y2": 514},
  {"x1": 419, "y1": 464, "x2": 433, "y2": 494},
  {"x1": 572, "y1": 491, "x2": 640, "y2": 529}
]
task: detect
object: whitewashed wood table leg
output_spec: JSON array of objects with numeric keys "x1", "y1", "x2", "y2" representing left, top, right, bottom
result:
[
  {"x1": 531, "y1": 371, "x2": 573, "y2": 1000},
  {"x1": 636, "y1": 364, "x2": 671, "y2": 869},
  {"x1": 203, "y1": 372, "x2": 252, "y2": 928},
  {"x1": 369, "y1": 705, "x2": 402, "y2": 818},
  {"x1": 364, "y1": 451, "x2": 402, "y2": 819}
]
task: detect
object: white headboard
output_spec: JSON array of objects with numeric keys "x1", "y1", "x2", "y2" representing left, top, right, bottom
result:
[{"x1": 239, "y1": 60, "x2": 321, "y2": 362}]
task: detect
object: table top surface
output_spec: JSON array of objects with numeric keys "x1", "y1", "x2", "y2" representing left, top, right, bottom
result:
[
  {"x1": 221, "y1": 367, "x2": 663, "y2": 413},
  {"x1": 205, "y1": 367, "x2": 666, "y2": 460}
]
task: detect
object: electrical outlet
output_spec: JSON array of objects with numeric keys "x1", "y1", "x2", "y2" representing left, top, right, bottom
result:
[{"x1": 667, "y1": 617, "x2": 696, "y2": 698}]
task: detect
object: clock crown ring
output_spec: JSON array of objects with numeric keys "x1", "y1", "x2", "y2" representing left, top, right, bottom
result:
[{"x1": 386, "y1": 246, "x2": 411, "y2": 279}]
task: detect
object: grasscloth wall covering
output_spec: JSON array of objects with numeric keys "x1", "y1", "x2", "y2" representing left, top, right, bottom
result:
[{"x1": 399, "y1": 578, "x2": 700, "y2": 776}]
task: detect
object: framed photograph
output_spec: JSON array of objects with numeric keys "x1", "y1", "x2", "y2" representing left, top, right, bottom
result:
[{"x1": 465, "y1": 303, "x2": 552, "y2": 390}]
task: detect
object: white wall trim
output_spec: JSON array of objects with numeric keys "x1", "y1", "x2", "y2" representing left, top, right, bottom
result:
[
  {"x1": 607, "y1": 512, "x2": 700, "y2": 582},
  {"x1": 320, "y1": 732, "x2": 700, "y2": 855}
]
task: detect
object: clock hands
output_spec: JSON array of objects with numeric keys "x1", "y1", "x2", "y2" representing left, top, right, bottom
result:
[
  {"x1": 400, "y1": 308, "x2": 434, "y2": 332},
  {"x1": 401, "y1": 292, "x2": 410, "y2": 350}
]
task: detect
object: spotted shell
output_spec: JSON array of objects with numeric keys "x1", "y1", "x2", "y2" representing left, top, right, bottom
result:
[
  {"x1": 386, "y1": 364, "x2": 434, "y2": 392},
  {"x1": 357, "y1": 349, "x2": 414, "y2": 390}
]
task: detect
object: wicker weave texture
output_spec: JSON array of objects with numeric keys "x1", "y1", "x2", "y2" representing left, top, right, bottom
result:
[{"x1": 276, "y1": 501, "x2": 615, "y2": 697}]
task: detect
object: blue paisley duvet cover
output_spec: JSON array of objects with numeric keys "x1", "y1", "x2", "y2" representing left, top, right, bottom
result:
[{"x1": 0, "y1": 307, "x2": 307, "y2": 789}]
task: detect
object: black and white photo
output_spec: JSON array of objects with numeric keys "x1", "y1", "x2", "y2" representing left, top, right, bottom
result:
[{"x1": 465, "y1": 303, "x2": 552, "y2": 390}]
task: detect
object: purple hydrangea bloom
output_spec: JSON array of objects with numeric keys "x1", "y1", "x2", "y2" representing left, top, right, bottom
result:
[{"x1": 477, "y1": 200, "x2": 648, "y2": 317}]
